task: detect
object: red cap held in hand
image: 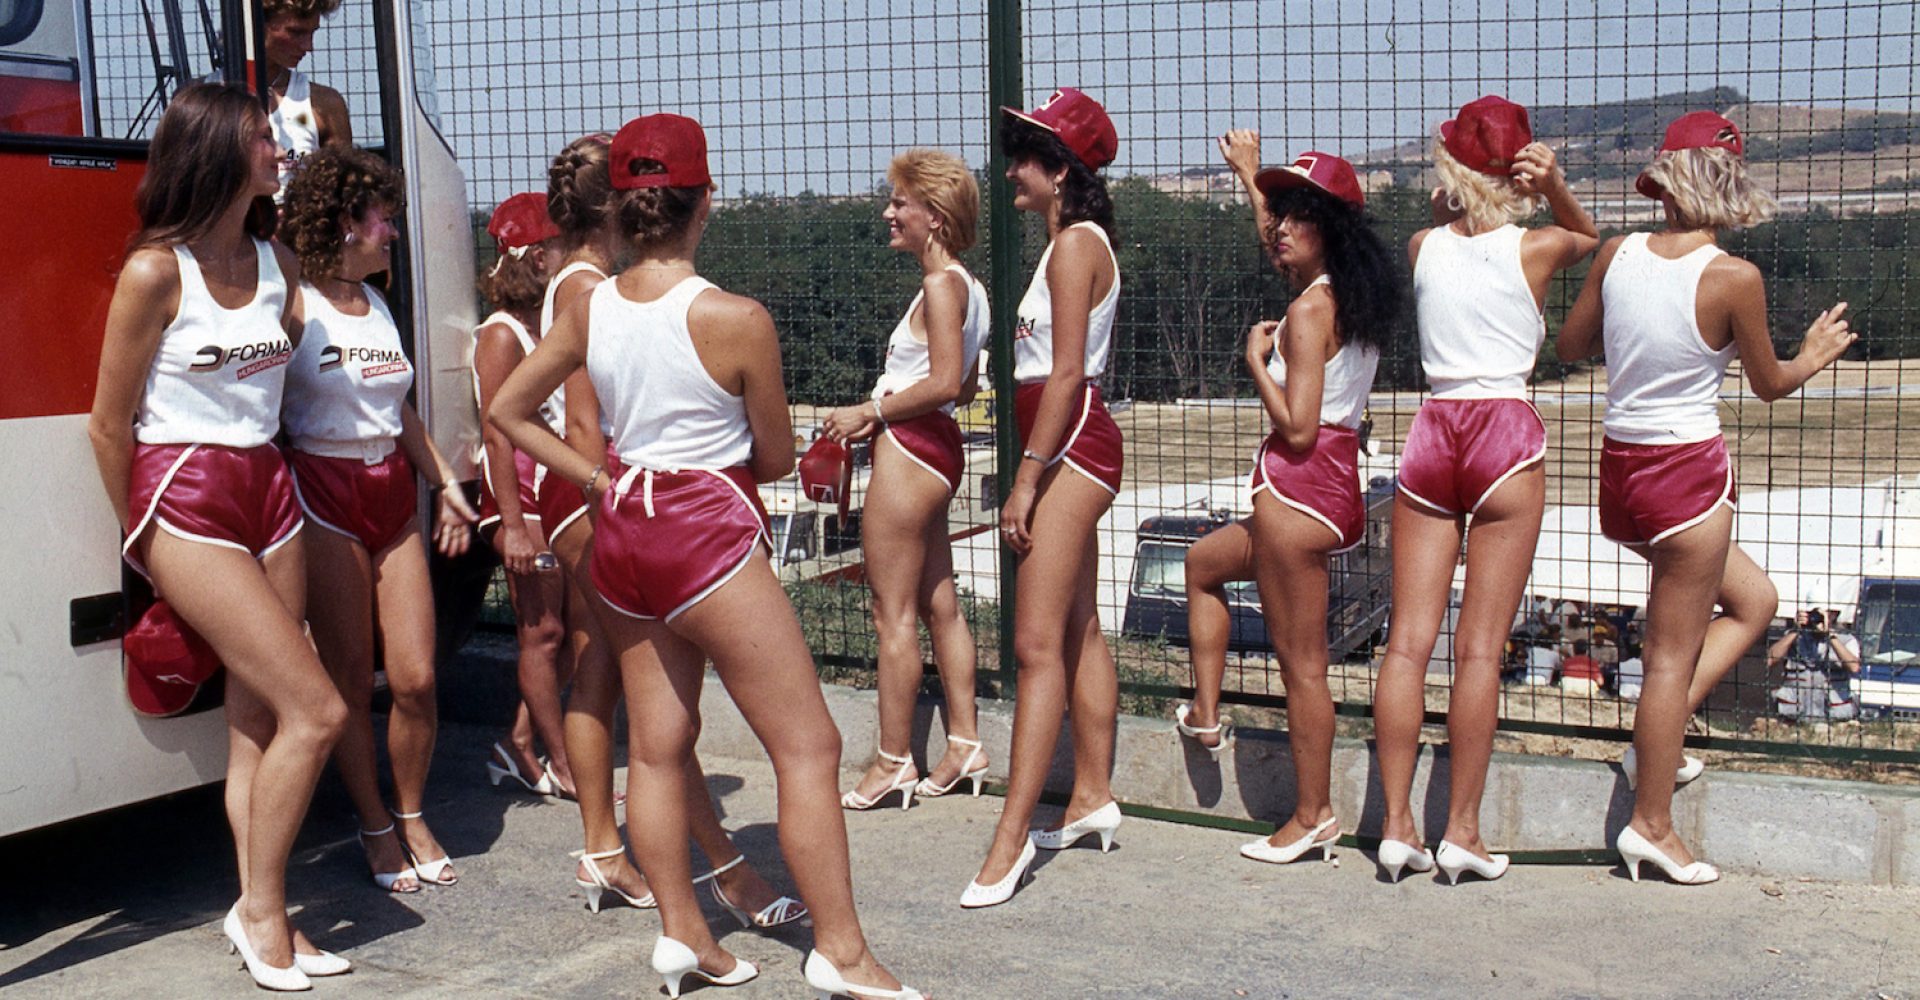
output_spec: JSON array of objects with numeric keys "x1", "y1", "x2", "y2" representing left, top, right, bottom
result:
[
  {"x1": 1637, "y1": 111, "x2": 1746, "y2": 200},
  {"x1": 610, "y1": 113, "x2": 713, "y2": 190},
  {"x1": 1441, "y1": 95, "x2": 1533, "y2": 175},
  {"x1": 798, "y1": 435, "x2": 853, "y2": 529},
  {"x1": 123, "y1": 599, "x2": 220, "y2": 717},
  {"x1": 1003, "y1": 87, "x2": 1119, "y2": 171},
  {"x1": 1255, "y1": 150, "x2": 1366, "y2": 208},
  {"x1": 487, "y1": 192, "x2": 561, "y2": 254}
]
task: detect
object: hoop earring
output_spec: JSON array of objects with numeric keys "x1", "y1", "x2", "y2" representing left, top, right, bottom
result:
[{"x1": 1446, "y1": 194, "x2": 1464, "y2": 213}]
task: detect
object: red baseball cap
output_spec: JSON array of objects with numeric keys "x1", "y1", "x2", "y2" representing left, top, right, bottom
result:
[
  {"x1": 1255, "y1": 150, "x2": 1366, "y2": 208},
  {"x1": 798, "y1": 435, "x2": 853, "y2": 529},
  {"x1": 1637, "y1": 111, "x2": 1745, "y2": 200},
  {"x1": 609, "y1": 113, "x2": 712, "y2": 190},
  {"x1": 487, "y1": 192, "x2": 561, "y2": 253},
  {"x1": 1441, "y1": 95, "x2": 1533, "y2": 175},
  {"x1": 123, "y1": 599, "x2": 220, "y2": 717},
  {"x1": 1003, "y1": 87, "x2": 1118, "y2": 171}
]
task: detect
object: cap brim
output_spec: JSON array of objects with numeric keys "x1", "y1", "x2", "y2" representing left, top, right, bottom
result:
[
  {"x1": 1254, "y1": 165, "x2": 1315, "y2": 198},
  {"x1": 1635, "y1": 171, "x2": 1663, "y2": 201},
  {"x1": 1000, "y1": 106, "x2": 1059, "y2": 134},
  {"x1": 126, "y1": 662, "x2": 201, "y2": 718}
]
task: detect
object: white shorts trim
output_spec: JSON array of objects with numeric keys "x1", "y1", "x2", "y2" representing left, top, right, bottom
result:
[
  {"x1": 664, "y1": 543, "x2": 765, "y2": 624},
  {"x1": 882, "y1": 425, "x2": 957, "y2": 493},
  {"x1": 1254, "y1": 440, "x2": 1349, "y2": 550},
  {"x1": 1468, "y1": 404, "x2": 1548, "y2": 514},
  {"x1": 123, "y1": 444, "x2": 201, "y2": 578},
  {"x1": 1646, "y1": 464, "x2": 1737, "y2": 547},
  {"x1": 545, "y1": 505, "x2": 589, "y2": 545},
  {"x1": 1395, "y1": 481, "x2": 1456, "y2": 516}
]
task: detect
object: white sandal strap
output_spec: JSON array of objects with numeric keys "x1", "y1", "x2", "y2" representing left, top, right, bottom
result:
[
  {"x1": 944, "y1": 735, "x2": 982, "y2": 748},
  {"x1": 359, "y1": 822, "x2": 396, "y2": 837},
  {"x1": 583, "y1": 847, "x2": 626, "y2": 861},
  {"x1": 877, "y1": 747, "x2": 913, "y2": 765},
  {"x1": 390, "y1": 809, "x2": 424, "y2": 820},
  {"x1": 693, "y1": 853, "x2": 745, "y2": 884}
]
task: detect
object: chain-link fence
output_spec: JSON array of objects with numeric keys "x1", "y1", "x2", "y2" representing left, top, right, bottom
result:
[{"x1": 400, "y1": 1, "x2": 1919, "y2": 762}]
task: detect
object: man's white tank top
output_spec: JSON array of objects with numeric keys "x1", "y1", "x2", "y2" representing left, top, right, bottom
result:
[
  {"x1": 539, "y1": 260, "x2": 607, "y2": 432},
  {"x1": 1012, "y1": 221, "x2": 1120, "y2": 383},
  {"x1": 1412, "y1": 223, "x2": 1544, "y2": 398},
  {"x1": 1600, "y1": 232, "x2": 1734, "y2": 445},
  {"x1": 472, "y1": 311, "x2": 564, "y2": 437},
  {"x1": 1264, "y1": 275, "x2": 1380, "y2": 431},
  {"x1": 872, "y1": 264, "x2": 989, "y2": 415},
  {"x1": 282, "y1": 282, "x2": 412, "y2": 458},
  {"x1": 270, "y1": 69, "x2": 322, "y2": 198},
  {"x1": 588, "y1": 276, "x2": 751, "y2": 471},
  {"x1": 136, "y1": 239, "x2": 291, "y2": 448}
]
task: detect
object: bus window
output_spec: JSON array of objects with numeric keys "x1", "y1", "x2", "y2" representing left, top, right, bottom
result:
[{"x1": 1859, "y1": 583, "x2": 1920, "y2": 663}]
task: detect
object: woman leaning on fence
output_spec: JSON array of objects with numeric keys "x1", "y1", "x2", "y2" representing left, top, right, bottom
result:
[
  {"x1": 1369, "y1": 95, "x2": 1599, "y2": 885},
  {"x1": 1557, "y1": 111, "x2": 1854, "y2": 884},
  {"x1": 823, "y1": 148, "x2": 991, "y2": 813},
  {"x1": 963, "y1": 87, "x2": 1127, "y2": 909}
]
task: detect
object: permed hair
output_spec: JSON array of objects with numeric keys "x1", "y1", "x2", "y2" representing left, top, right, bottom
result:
[
  {"x1": 1262, "y1": 185, "x2": 1404, "y2": 355},
  {"x1": 547, "y1": 134, "x2": 615, "y2": 244},
  {"x1": 478, "y1": 244, "x2": 547, "y2": 314},
  {"x1": 128, "y1": 82, "x2": 275, "y2": 254},
  {"x1": 999, "y1": 116, "x2": 1115, "y2": 238},
  {"x1": 887, "y1": 148, "x2": 980, "y2": 253},
  {"x1": 1641, "y1": 146, "x2": 1778, "y2": 231},
  {"x1": 610, "y1": 161, "x2": 706, "y2": 252},
  {"x1": 263, "y1": 0, "x2": 342, "y2": 20},
  {"x1": 279, "y1": 145, "x2": 404, "y2": 279},
  {"x1": 1432, "y1": 140, "x2": 1542, "y2": 232}
]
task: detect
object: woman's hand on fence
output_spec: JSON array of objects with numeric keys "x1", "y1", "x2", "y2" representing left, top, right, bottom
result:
[
  {"x1": 1218, "y1": 129, "x2": 1262, "y2": 183},
  {"x1": 823, "y1": 403, "x2": 879, "y2": 442},
  {"x1": 999, "y1": 482, "x2": 1036, "y2": 555},
  {"x1": 1798, "y1": 302, "x2": 1856, "y2": 372}
]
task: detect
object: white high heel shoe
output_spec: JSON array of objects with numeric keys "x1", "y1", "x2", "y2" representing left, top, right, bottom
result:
[
  {"x1": 697, "y1": 854, "x2": 808, "y2": 929},
  {"x1": 1030, "y1": 800, "x2": 1122, "y2": 852},
  {"x1": 1376, "y1": 838, "x2": 1436, "y2": 882},
  {"x1": 1174, "y1": 703, "x2": 1235, "y2": 759},
  {"x1": 1617, "y1": 825, "x2": 1719, "y2": 885},
  {"x1": 356, "y1": 823, "x2": 419, "y2": 893},
  {"x1": 223, "y1": 904, "x2": 311, "y2": 992},
  {"x1": 841, "y1": 748, "x2": 917, "y2": 811},
  {"x1": 804, "y1": 949, "x2": 926, "y2": 1000},
  {"x1": 1623, "y1": 745, "x2": 1706, "y2": 790},
  {"x1": 959, "y1": 837, "x2": 1036, "y2": 909},
  {"x1": 391, "y1": 809, "x2": 457, "y2": 886},
  {"x1": 1239, "y1": 816, "x2": 1339, "y2": 865},
  {"x1": 1434, "y1": 840, "x2": 1510, "y2": 884},
  {"x1": 575, "y1": 846, "x2": 656, "y2": 912},
  {"x1": 485, "y1": 741, "x2": 555, "y2": 796},
  {"x1": 651, "y1": 935, "x2": 758, "y2": 999},
  {"x1": 292, "y1": 949, "x2": 352, "y2": 977},
  {"x1": 913, "y1": 735, "x2": 988, "y2": 798}
]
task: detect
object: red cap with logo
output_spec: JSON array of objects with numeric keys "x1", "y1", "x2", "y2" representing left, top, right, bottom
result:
[
  {"x1": 487, "y1": 192, "x2": 561, "y2": 254},
  {"x1": 1441, "y1": 95, "x2": 1533, "y2": 175},
  {"x1": 1636, "y1": 111, "x2": 1745, "y2": 200},
  {"x1": 123, "y1": 599, "x2": 220, "y2": 717},
  {"x1": 610, "y1": 113, "x2": 713, "y2": 190},
  {"x1": 798, "y1": 435, "x2": 853, "y2": 529},
  {"x1": 1255, "y1": 150, "x2": 1366, "y2": 208},
  {"x1": 1003, "y1": 87, "x2": 1119, "y2": 171}
]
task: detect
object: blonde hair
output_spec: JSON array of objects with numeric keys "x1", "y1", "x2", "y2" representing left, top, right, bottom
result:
[
  {"x1": 887, "y1": 148, "x2": 979, "y2": 253},
  {"x1": 1432, "y1": 141, "x2": 1541, "y2": 232},
  {"x1": 1641, "y1": 146, "x2": 1777, "y2": 230}
]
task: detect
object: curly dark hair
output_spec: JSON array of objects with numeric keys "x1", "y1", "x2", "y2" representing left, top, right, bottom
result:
[
  {"x1": 263, "y1": 0, "x2": 341, "y2": 20},
  {"x1": 279, "y1": 145, "x2": 404, "y2": 279},
  {"x1": 998, "y1": 116, "x2": 1114, "y2": 238},
  {"x1": 610, "y1": 161, "x2": 705, "y2": 252},
  {"x1": 1261, "y1": 185, "x2": 1404, "y2": 355},
  {"x1": 547, "y1": 134, "x2": 615, "y2": 243}
]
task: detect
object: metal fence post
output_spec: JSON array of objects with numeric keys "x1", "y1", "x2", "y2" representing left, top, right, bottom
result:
[{"x1": 987, "y1": 0, "x2": 1022, "y2": 692}]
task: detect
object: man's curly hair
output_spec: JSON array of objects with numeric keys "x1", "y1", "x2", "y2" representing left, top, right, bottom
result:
[
  {"x1": 263, "y1": 0, "x2": 342, "y2": 20},
  {"x1": 280, "y1": 146, "x2": 404, "y2": 279}
]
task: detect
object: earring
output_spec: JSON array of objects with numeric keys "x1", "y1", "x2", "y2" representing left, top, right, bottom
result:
[
  {"x1": 344, "y1": 231, "x2": 357, "y2": 244},
  {"x1": 1052, "y1": 181, "x2": 1060, "y2": 196},
  {"x1": 1445, "y1": 193, "x2": 1464, "y2": 213}
]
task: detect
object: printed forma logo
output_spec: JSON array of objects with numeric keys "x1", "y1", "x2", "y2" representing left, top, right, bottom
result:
[{"x1": 189, "y1": 338, "x2": 293, "y2": 378}]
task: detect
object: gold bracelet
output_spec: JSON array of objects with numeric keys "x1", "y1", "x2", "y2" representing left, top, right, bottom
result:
[
  {"x1": 585, "y1": 464, "x2": 605, "y2": 495},
  {"x1": 873, "y1": 396, "x2": 886, "y2": 424}
]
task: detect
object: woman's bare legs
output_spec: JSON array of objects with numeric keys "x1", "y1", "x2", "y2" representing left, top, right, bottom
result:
[
  {"x1": 976, "y1": 467, "x2": 1117, "y2": 884},
  {"x1": 1249, "y1": 494, "x2": 1338, "y2": 846},
  {"x1": 1373, "y1": 497, "x2": 1464, "y2": 849},
  {"x1": 374, "y1": 528, "x2": 453, "y2": 875},
  {"x1": 608, "y1": 554, "x2": 904, "y2": 992},
  {"x1": 500, "y1": 555, "x2": 572, "y2": 787},
  {"x1": 1627, "y1": 507, "x2": 1736, "y2": 864},
  {"x1": 145, "y1": 529, "x2": 346, "y2": 969},
  {"x1": 1682, "y1": 543, "x2": 1778, "y2": 711},
  {"x1": 918, "y1": 498, "x2": 984, "y2": 788},
  {"x1": 302, "y1": 525, "x2": 415, "y2": 888},
  {"x1": 1437, "y1": 466, "x2": 1544, "y2": 861},
  {"x1": 1181, "y1": 521, "x2": 1254, "y2": 748}
]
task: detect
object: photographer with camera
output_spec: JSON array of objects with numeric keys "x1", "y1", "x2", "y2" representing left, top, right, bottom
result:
[{"x1": 1769, "y1": 609, "x2": 1861, "y2": 721}]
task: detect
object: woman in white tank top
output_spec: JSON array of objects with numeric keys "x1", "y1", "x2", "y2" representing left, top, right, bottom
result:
[
  {"x1": 1558, "y1": 111, "x2": 1855, "y2": 885},
  {"x1": 88, "y1": 83, "x2": 346, "y2": 989},
  {"x1": 819, "y1": 149, "x2": 992, "y2": 813},
  {"x1": 1372, "y1": 95, "x2": 1600, "y2": 886},
  {"x1": 493, "y1": 115, "x2": 917, "y2": 999},
  {"x1": 260, "y1": 1, "x2": 351, "y2": 195},
  {"x1": 280, "y1": 146, "x2": 478, "y2": 900},
  {"x1": 1176, "y1": 139, "x2": 1400, "y2": 870},
  {"x1": 963, "y1": 88, "x2": 1128, "y2": 910}
]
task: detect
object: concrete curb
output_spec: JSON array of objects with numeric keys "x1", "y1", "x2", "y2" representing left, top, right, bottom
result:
[{"x1": 452, "y1": 640, "x2": 1920, "y2": 885}]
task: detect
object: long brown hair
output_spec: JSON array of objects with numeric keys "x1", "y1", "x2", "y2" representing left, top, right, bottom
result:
[{"x1": 128, "y1": 82, "x2": 276, "y2": 255}]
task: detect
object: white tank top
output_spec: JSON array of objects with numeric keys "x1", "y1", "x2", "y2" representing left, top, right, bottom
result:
[
  {"x1": 474, "y1": 310, "x2": 565, "y2": 437},
  {"x1": 1600, "y1": 233, "x2": 1734, "y2": 445},
  {"x1": 872, "y1": 264, "x2": 989, "y2": 416},
  {"x1": 281, "y1": 282, "x2": 412, "y2": 458},
  {"x1": 587, "y1": 276, "x2": 751, "y2": 471},
  {"x1": 136, "y1": 240, "x2": 291, "y2": 448},
  {"x1": 540, "y1": 260, "x2": 605, "y2": 428},
  {"x1": 1012, "y1": 221, "x2": 1120, "y2": 383},
  {"x1": 1264, "y1": 275, "x2": 1381, "y2": 431},
  {"x1": 270, "y1": 69, "x2": 322, "y2": 199},
  {"x1": 1412, "y1": 224, "x2": 1544, "y2": 398}
]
